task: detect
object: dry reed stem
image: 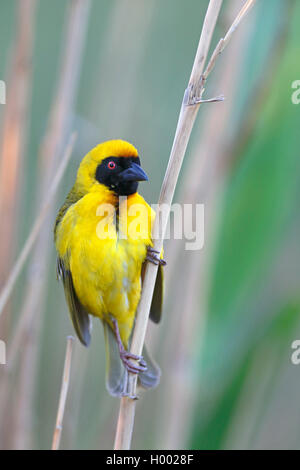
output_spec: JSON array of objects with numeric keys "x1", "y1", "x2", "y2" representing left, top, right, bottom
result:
[
  {"x1": 0, "y1": 135, "x2": 76, "y2": 449},
  {"x1": 0, "y1": 133, "x2": 76, "y2": 318},
  {"x1": 8, "y1": 0, "x2": 91, "y2": 449},
  {"x1": 114, "y1": 0, "x2": 224, "y2": 450},
  {"x1": 203, "y1": 0, "x2": 257, "y2": 82},
  {"x1": 0, "y1": 0, "x2": 36, "y2": 336},
  {"x1": 91, "y1": 0, "x2": 155, "y2": 137},
  {"x1": 158, "y1": 3, "x2": 254, "y2": 447},
  {"x1": 114, "y1": 0, "x2": 257, "y2": 451},
  {"x1": 0, "y1": 0, "x2": 36, "y2": 275},
  {"x1": 51, "y1": 337, "x2": 74, "y2": 451},
  {"x1": 2, "y1": 134, "x2": 76, "y2": 374},
  {"x1": 0, "y1": 0, "x2": 36, "y2": 449}
]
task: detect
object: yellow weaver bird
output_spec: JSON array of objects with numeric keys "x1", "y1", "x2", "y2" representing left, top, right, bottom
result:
[{"x1": 54, "y1": 140, "x2": 165, "y2": 397}]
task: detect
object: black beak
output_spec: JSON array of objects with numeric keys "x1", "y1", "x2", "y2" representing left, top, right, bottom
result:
[{"x1": 119, "y1": 162, "x2": 148, "y2": 183}]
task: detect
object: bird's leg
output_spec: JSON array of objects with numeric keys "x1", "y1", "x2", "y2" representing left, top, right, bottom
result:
[
  {"x1": 146, "y1": 247, "x2": 167, "y2": 266},
  {"x1": 111, "y1": 318, "x2": 147, "y2": 374}
]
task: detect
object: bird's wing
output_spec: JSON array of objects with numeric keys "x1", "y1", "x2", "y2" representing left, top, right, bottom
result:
[
  {"x1": 141, "y1": 261, "x2": 164, "y2": 324},
  {"x1": 57, "y1": 257, "x2": 91, "y2": 346},
  {"x1": 54, "y1": 185, "x2": 84, "y2": 242}
]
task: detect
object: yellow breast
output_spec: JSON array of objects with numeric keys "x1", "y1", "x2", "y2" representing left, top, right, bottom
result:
[{"x1": 55, "y1": 190, "x2": 154, "y2": 344}]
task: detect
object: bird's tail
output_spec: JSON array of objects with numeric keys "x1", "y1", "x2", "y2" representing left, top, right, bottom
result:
[{"x1": 103, "y1": 320, "x2": 160, "y2": 397}]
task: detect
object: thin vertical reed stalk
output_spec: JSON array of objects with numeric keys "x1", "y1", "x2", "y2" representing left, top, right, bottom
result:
[
  {"x1": 146, "y1": 0, "x2": 294, "y2": 449},
  {"x1": 0, "y1": 133, "x2": 76, "y2": 319},
  {"x1": 114, "y1": 0, "x2": 257, "y2": 451},
  {"x1": 0, "y1": 0, "x2": 37, "y2": 449},
  {"x1": 114, "y1": 0, "x2": 224, "y2": 450},
  {"x1": 91, "y1": 0, "x2": 156, "y2": 137},
  {"x1": 51, "y1": 337, "x2": 74, "y2": 451},
  {"x1": 0, "y1": 134, "x2": 76, "y2": 446},
  {"x1": 158, "y1": 1, "x2": 253, "y2": 447},
  {"x1": 7, "y1": 0, "x2": 91, "y2": 450},
  {"x1": 0, "y1": 0, "x2": 36, "y2": 332}
]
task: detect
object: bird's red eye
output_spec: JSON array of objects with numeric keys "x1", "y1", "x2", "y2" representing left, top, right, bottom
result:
[{"x1": 107, "y1": 161, "x2": 116, "y2": 170}]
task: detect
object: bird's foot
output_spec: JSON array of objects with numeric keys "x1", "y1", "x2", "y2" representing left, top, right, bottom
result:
[
  {"x1": 120, "y1": 350, "x2": 147, "y2": 375},
  {"x1": 146, "y1": 247, "x2": 167, "y2": 266},
  {"x1": 111, "y1": 317, "x2": 147, "y2": 375}
]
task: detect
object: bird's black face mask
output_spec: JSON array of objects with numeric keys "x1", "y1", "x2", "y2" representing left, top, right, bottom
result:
[{"x1": 95, "y1": 156, "x2": 148, "y2": 196}]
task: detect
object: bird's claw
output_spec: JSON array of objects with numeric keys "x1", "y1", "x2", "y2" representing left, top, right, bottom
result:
[
  {"x1": 146, "y1": 247, "x2": 167, "y2": 266},
  {"x1": 120, "y1": 350, "x2": 147, "y2": 374},
  {"x1": 112, "y1": 317, "x2": 148, "y2": 375}
]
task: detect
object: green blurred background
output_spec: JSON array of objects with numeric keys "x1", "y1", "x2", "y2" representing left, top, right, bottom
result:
[{"x1": 0, "y1": 0, "x2": 300, "y2": 450}]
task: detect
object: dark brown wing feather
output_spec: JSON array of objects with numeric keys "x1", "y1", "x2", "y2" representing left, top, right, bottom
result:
[{"x1": 57, "y1": 258, "x2": 91, "y2": 346}]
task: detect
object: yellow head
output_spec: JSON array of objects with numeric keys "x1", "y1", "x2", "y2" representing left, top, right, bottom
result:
[{"x1": 75, "y1": 139, "x2": 148, "y2": 196}]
